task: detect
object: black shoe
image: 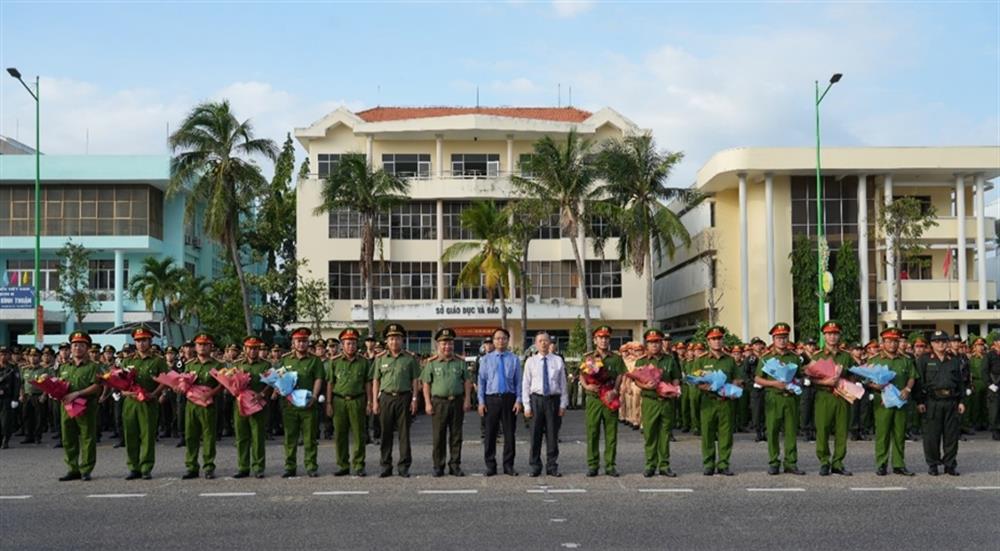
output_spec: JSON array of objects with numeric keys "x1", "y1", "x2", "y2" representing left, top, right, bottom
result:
[
  {"x1": 81, "y1": 473, "x2": 92, "y2": 481},
  {"x1": 785, "y1": 467, "x2": 806, "y2": 476},
  {"x1": 54, "y1": 442, "x2": 63, "y2": 448},
  {"x1": 113, "y1": 441, "x2": 124, "y2": 449},
  {"x1": 660, "y1": 469, "x2": 677, "y2": 478},
  {"x1": 530, "y1": 470, "x2": 542, "y2": 478},
  {"x1": 717, "y1": 468, "x2": 734, "y2": 476},
  {"x1": 945, "y1": 467, "x2": 960, "y2": 476},
  {"x1": 20, "y1": 438, "x2": 35, "y2": 444},
  {"x1": 379, "y1": 469, "x2": 393, "y2": 478},
  {"x1": 397, "y1": 469, "x2": 410, "y2": 478},
  {"x1": 181, "y1": 471, "x2": 199, "y2": 480},
  {"x1": 832, "y1": 467, "x2": 852, "y2": 476},
  {"x1": 333, "y1": 469, "x2": 350, "y2": 477},
  {"x1": 307, "y1": 470, "x2": 318, "y2": 478},
  {"x1": 233, "y1": 471, "x2": 250, "y2": 479},
  {"x1": 175, "y1": 440, "x2": 185, "y2": 448},
  {"x1": 605, "y1": 469, "x2": 619, "y2": 477},
  {"x1": 548, "y1": 471, "x2": 563, "y2": 478},
  {"x1": 433, "y1": 469, "x2": 445, "y2": 478},
  {"x1": 59, "y1": 472, "x2": 82, "y2": 482},
  {"x1": 681, "y1": 428, "x2": 690, "y2": 434},
  {"x1": 504, "y1": 468, "x2": 518, "y2": 477},
  {"x1": 767, "y1": 466, "x2": 780, "y2": 475},
  {"x1": 928, "y1": 465, "x2": 939, "y2": 476},
  {"x1": 754, "y1": 433, "x2": 765, "y2": 443},
  {"x1": 204, "y1": 471, "x2": 215, "y2": 480},
  {"x1": 992, "y1": 431, "x2": 1000, "y2": 441},
  {"x1": 125, "y1": 471, "x2": 141, "y2": 480},
  {"x1": 893, "y1": 467, "x2": 915, "y2": 477},
  {"x1": 282, "y1": 471, "x2": 296, "y2": 478},
  {"x1": 876, "y1": 465, "x2": 888, "y2": 476},
  {"x1": 669, "y1": 433, "x2": 677, "y2": 442},
  {"x1": 142, "y1": 473, "x2": 152, "y2": 480},
  {"x1": 485, "y1": 469, "x2": 497, "y2": 477},
  {"x1": 643, "y1": 469, "x2": 655, "y2": 478},
  {"x1": 703, "y1": 468, "x2": 714, "y2": 476},
  {"x1": 449, "y1": 468, "x2": 466, "y2": 477},
  {"x1": 819, "y1": 465, "x2": 831, "y2": 476},
  {"x1": 586, "y1": 468, "x2": 598, "y2": 477},
  {"x1": 254, "y1": 472, "x2": 265, "y2": 479}
]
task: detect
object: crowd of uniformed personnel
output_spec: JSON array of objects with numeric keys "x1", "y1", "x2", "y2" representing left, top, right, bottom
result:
[{"x1": 0, "y1": 320, "x2": 998, "y2": 481}]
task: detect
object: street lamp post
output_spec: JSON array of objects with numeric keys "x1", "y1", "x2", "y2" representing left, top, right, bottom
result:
[
  {"x1": 7, "y1": 68, "x2": 41, "y2": 346},
  {"x1": 814, "y1": 73, "x2": 841, "y2": 343}
]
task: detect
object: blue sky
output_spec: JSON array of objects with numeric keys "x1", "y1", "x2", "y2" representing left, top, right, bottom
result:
[{"x1": 1, "y1": 1, "x2": 997, "y2": 185}]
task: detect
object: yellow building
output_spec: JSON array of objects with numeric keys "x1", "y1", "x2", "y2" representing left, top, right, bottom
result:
[
  {"x1": 654, "y1": 146, "x2": 999, "y2": 342},
  {"x1": 294, "y1": 106, "x2": 647, "y2": 354}
]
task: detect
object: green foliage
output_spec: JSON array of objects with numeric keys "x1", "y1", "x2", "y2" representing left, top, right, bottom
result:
[
  {"x1": 831, "y1": 240, "x2": 861, "y2": 345},
  {"x1": 296, "y1": 269, "x2": 329, "y2": 335},
  {"x1": 566, "y1": 317, "x2": 587, "y2": 359},
  {"x1": 198, "y1": 264, "x2": 246, "y2": 347},
  {"x1": 55, "y1": 240, "x2": 97, "y2": 325},
  {"x1": 986, "y1": 330, "x2": 1000, "y2": 346},
  {"x1": 876, "y1": 196, "x2": 938, "y2": 327},
  {"x1": 790, "y1": 234, "x2": 819, "y2": 342},
  {"x1": 691, "y1": 320, "x2": 743, "y2": 347},
  {"x1": 175, "y1": 272, "x2": 210, "y2": 339},
  {"x1": 128, "y1": 256, "x2": 185, "y2": 342}
]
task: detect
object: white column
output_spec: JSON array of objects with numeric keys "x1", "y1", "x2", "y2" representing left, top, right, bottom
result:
[
  {"x1": 975, "y1": 173, "x2": 988, "y2": 335},
  {"x1": 764, "y1": 173, "x2": 775, "y2": 328},
  {"x1": 506, "y1": 135, "x2": 514, "y2": 177},
  {"x1": 113, "y1": 250, "x2": 124, "y2": 328},
  {"x1": 956, "y1": 175, "x2": 967, "y2": 338},
  {"x1": 857, "y1": 174, "x2": 870, "y2": 343},
  {"x1": 738, "y1": 173, "x2": 749, "y2": 339},
  {"x1": 435, "y1": 134, "x2": 443, "y2": 177},
  {"x1": 884, "y1": 175, "x2": 895, "y2": 324},
  {"x1": 365, "y1": 135, "x2": 374, "y2": 168},
  {"x1": 437, "y1": 200, "x2": 444, "y2": 302}
]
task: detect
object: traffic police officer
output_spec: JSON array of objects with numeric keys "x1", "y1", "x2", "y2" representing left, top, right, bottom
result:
[
  {"x1": 422, "y1": 328, "x2": 472, "y2": 477},
  {"x1": 916, "y1": 330, "x2": 966, "y2": 475},
  {"x1": 326, "y1": 328, "x2": 372, "y2": 477}
]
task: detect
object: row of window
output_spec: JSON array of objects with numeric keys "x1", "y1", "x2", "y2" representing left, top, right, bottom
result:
[
  {"x1": 0, "y1": 185, "x2": 165, "y2": 239},
  {"x1": 328, "y1": 260, "x2": 622, "y2": 301},
  {"x1": 4, "y1": 259, "x2": 130, "y2": 301},
  {"x1": 316, "y1": 153, "x2": 537, "y2": 179}
]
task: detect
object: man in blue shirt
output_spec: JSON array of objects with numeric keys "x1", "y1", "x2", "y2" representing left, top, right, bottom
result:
[{"x1": 477, "y1": 328, "x2": 522, "y2": 476}]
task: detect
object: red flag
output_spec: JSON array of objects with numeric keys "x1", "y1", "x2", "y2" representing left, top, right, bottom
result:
[{"x1": 943, "y1": 247, "x2": 953, "y2": 278}]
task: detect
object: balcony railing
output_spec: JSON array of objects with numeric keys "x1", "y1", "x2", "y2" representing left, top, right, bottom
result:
[{"x1": 306, "y1": 170, "x2": 529, "y2": 182}]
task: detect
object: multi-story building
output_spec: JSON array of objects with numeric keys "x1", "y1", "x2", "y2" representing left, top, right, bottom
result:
[
  {"x1": 654, "y1": 146, "x2": 999, "y2": 343},
  {"x1": 0, "y1": 153, "x2": 222, "y2": 347},
  {"x1": 294, "y1": 106, "x2": 646, "y2": 355}
]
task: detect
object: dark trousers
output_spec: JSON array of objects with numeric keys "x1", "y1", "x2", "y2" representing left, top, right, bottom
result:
[
  {"x1": 800, "y1": 386, "x2": 816, "y2": 434},
  {"x1": 484, "y1": 393, "x2": 517, "y2": 472},
  {"x1": 750, "y1": 387, "x2": 766, "y2": 433},
  {"x1": 430, "y1": 397, "x2": 464, "y2": 471},
  {"x1": 379, "y1": 392, "x2": 412, "y2": 471},
  {"x1": 923, "y1": 398, "x2": 961, "y2": 469},
  {"x1": 113, "y1": 396, "x2": 124, "y2": 441},
  {"x1": 851, "y1": 393, "x2": 873, "y2": 434},
  {"x1": 22, "y1": 395, "x2": 45, "y2": 441},
  {"x1": 987, "y1": 389, "x2": 1000, "y2": 432},
  {"x1": 528, "y1": 394, "x2": 561, "y2": 474},
  {"x1": 174, "y1": 393, "x2": 186, "y2": 439}
]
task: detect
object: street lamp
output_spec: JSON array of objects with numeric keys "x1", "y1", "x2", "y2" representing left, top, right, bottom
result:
[
  {"x1": 815, "y1": 73, "x2": 842, "y2": 343},
  {"x1": 7, "y1": 67, "x2": 41, "y2": 346}
]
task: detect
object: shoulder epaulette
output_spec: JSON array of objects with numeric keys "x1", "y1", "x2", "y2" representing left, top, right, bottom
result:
[
  {"x1": 375, "y1": 351, "x2": 388, "y2": 358},
  {"x1": 406, "y1": 350, "x2": 419, "y2": 357},
  {"x1": 329, "y1": 353, "x2": 343, "y2": 361},
  {"x1": 281, "y1": 352, "x2": 293, "y2": 359},
  {"x1": 424, "y1": 354, "x2": 439, "y2": 363}
]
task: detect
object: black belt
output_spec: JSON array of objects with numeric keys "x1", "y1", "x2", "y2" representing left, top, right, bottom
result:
[
  {"x1": 432, "y1": 395, "x2": 462, "y2": 401},
  {"x1": 334, "y1": 393, "x2": 364, "y2": 400},
  {"x1": 486, "y1": 393, "x2": 515, "y2": 397},
  {"x1": 383, "y1": 391, "x2": 411, "y2": 397},
  {"x1": 531, "y1": 393, "x2": 561, "y2": 398}
]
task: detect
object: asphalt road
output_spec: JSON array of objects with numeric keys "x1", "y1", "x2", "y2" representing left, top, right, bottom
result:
[{"x1": 2, "y1": 410, "x2": 998, "y2": 550}]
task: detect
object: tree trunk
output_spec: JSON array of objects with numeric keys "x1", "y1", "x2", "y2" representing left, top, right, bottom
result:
[
  {"x1": 228, "y1": 225, "x2": 254, "y2": 334},
  {"x1": 646, "y1": 239, "x2": 655, "y2": 328},
  {"x1": 520, "y1": 240, "x2": 529, "y2": 351},
  {"x1": 894, "y1": 243, "x2": 903, "y2": 329},
  {"x1": 363, "y1": 219, "x2": 376, "y2": 338},
  {"x1": 568, "y1": 222, "x2": 592, "y2": 352}
]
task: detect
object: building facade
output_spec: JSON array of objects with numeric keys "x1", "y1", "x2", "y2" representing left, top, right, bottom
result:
[
  {"x1": 654, "y1": 146, "x2": 999, "y2": 343},
  {"x1": 0, "y1": 154, "x2": 222, "y2": 347},
  {"x1": 294, "y1": 106, "x2": 647, "y2": 355}
]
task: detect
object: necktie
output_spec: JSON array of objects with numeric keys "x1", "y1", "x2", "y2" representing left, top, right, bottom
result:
[
  {"x1": 542, "y1": 356, "x2": 550, "y2": 396},
  {"x1": 497, "y1": 354, "x2": 507, "y2": 394}
]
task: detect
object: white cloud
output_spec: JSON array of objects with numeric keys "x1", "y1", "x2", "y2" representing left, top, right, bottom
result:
[{"x1": 553, "y1": 0, "x2": 595, "y2": 18}]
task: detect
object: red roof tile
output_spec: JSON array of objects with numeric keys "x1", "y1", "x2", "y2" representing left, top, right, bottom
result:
[{"x1": 355, "y1": 106, "x2": 592, "y2": 123}]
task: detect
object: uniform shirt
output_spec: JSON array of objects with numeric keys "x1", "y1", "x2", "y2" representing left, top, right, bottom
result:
[
  {"x1": 185, "y1": 358, "x2": 222, "y2": 387},
  {"x1": 915, "y1": 353, "x2": 965, "y2": 403},
  {"x1": 809, "y1": 348, "x2": 856, "y2": 389},
  {"x1": 328, "y1": 354, "x2": 372, "y2": 397},
  {"x1": 689, "y1": 352, "x2": 740, "y2": 393},
  {"x1": 232, "y1": 359, "x2": 271, "y2": 393},
  {"x1": 422, "y1": 355, "x2": 470, "y2": 398},
  {"x1": 633, "y1": 353, "x2": 681, "y2": 400},
  {"x1": 968, "y1": 355, "x2": 985, "y2": 388},
  {"x1": 478, "y1": 350, "x2": 523, "y2": 404},
  {"x1": 578, "y1": 351, "x2": 625, "y2": 393},
  {"x1": 758, "y1": 348, "x2": 802, "y2": 395},
  {"x1": 280, "y1": 354, "x2": 325, "y2": 391},
  {"x1": 123, "y1": 353, "x2": 168, "y2": 393},
  {"x1": 868, "y1": 353, "x2": 915, "y2": 390},
  {"x1": 522, "y1": 353, "x2": 568, "y2": 411},
  {"x1": 58, "y1": 360, "x2": 101, "y2": 405},
  {"x1": 20, "y1": 364, "x2": 45, "y2": 395},
  {"x1": 373, "y1": 351, "x2": 421, "y2": 393},
  {"x1": 0, "y1": 363, "x2": 20, "y2": 397}
]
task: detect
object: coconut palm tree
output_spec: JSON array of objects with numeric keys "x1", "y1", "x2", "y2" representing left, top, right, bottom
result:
[
  {"x1": 313, "y1": 153, "x2": 409, "y2": 336},
  {"x1": 594, "y1": 134, "x2": 695, "y2": 327},
  {"x1": 128, "y1": 256, "x2": 184, "y2": 342},
  {"x1": 168, "y1": 100, "x2": 278, "y2": 335},
  {"x1": 512, "y1": 129, "x2": 599, "y2": 346},
  {"x1": 441, "y1": 200, "x2": 521, "y2": 330},
  {"x1": 176, "y1": 272, "x2": 211, "y2": 336}
]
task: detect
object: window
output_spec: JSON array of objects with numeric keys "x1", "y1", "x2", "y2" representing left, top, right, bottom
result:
[
  {"x1": 89, "y1": 260, "x2": 129, "y2": 301},
  {"x1": 790, "y1": 175, "x2": 867, "y2": 243},
  {"x1": 536, "y1": 209, "x2": 562, "y2": 239},
  {"x1": 405, "y1": 331, "x2": 433, "y2": 356},
  {"x1": 328, "y1": 207, "x2": 365, "y2": 239},
  {"x1": 0, "y1": 184, "x2": 161, "y2": 238},
  {"x1": 451, "y1": 154, "x2": 500, "y2": 178},
  {"x1": 317, "y1": 154, "x2": 342, "y2": 178},
  {"x1": 373, "y1": 262, "x2": 437, "y2": 300},
  {"x1": 443, "y1": 202, "x2": 473, "y2": 240},
  {"x1": 4, "y1": 259, "x2": 60, "y2": 300},
  {"x1": 388, "y1": 201, "x2": 436, "y2": 240},
  {"x1": 518, "y1": 154, "x2": 534, "y2": 178},
  {"x1": 522, "y1": 261, "x2": 578, "y2": 299},
  {"x1": 589, "y1": 214, "x2": 620, "y2": 238},
  {"x1": 898, "y1": 255, "x2": 932, "y2": 280},
  {"x1": 328, "y1": 261, "x2": 364, "y2": 300},
  {"x1": 383, "y1": 154, "x2": 430, "y2": 178},
  {"x1": 585, "y1": 260, "x2": 622, "y2": 298},
  {"x1": 444, "y1": 262, "x2": 488, "y2": 299}
]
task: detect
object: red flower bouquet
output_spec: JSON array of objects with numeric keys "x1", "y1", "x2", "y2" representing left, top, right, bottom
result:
[{"x1": 29, "y1": 375, "x2": 87, "y2": 418}]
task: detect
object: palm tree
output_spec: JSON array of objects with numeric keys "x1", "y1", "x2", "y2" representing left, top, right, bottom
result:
[
  {"x1": 441, "y1": 201, "x2": 521, "y2": 330},
  {"x1": 128, "y1": 256, "x2": 184, "y2": 342},
  {"x1": 168, "y1": 100, "x2": 278, "y2": 335},
  {"x1": 505, "y1": 198, "x2": 549, "y2": 348},
  {"x1": 512, "y1": 129, "x2": 599, "y2": 347},
  {"x1": 177, "y1": 272, "x2": 211, "y2": 336},
  {"x1": 313, "y1": 153, "x2": 409, "y2": 336},
  {"x1": 595, "y1": 134, "x2": 696, "y2": 327}
]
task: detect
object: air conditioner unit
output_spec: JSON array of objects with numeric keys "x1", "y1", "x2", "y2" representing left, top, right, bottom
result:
[
  {"x1": 550, "y1": 298, "x2": 560, "y2": 306},
  {"x1": 527, "y1": 294, "x2": 540, "y2": 304}
]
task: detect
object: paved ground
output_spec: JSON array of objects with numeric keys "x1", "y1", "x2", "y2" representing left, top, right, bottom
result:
[{"x1": 2, "y1": 410, "x2": 998, "y2": 550}]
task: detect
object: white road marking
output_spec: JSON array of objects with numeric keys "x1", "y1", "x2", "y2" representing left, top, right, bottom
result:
[
  {"x1": 956, "y1": 486, "x2": 1000, "y2": 491},
  {"x1": 638, "y1": 488, "x2": 694, "y2": 493},
  {"x1": 527, "y1": 488, "x2": 586, "y2": 494},
  {"x1": 543, "y1": 499, "x2": 558, "y2": 503},
  {"x1": 0, "y1": 495, "x2": 32, "y2": 500},
  {"x1": 313, "y1": 490, "x2": 370, "y2": 496},
  {"x1": 746, "y1": 488, "x2": 806, "y2": 492},
  {"x1": 86, "y1": 493, "x2": 146, "y2": 498},
  {"x1": 199, "y1": 492, "x2": 256, "y2": 497},
  {"x1": 418, "y1": 489, "x2": 478, "y2": 495},
  {"x1": 850, "y1": 487, "x2": 907, "y2": 492},
  {"x1": 550, "y1": 518, "x2": 567, "y2": 523},
  {"x1": 561, "y1": 544, "x2": 580, "y2": 549}
]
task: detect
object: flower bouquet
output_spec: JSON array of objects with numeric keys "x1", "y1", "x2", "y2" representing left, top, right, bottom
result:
[
  {"x1": 261, "y1": 368, "x2": 313, "y2": 408},
  {"x1": 29, "y1": 374, "x2": 87, "y2": 418},
  {"x1": 153, "y1": 371, "x2": 212, "y2": 407},
  {"x1": 834, "y1": 379, "x2": 865, "y2": 404},
  {"x1": 627, "y1": 366, "x2": 682, "y2": 399},
  {"x1": 848, "y1": 365, "x2": 896, "y2": 386},
  {"x1": 880, "y1": 383, "x2": 907, "y2": 409},
  {"x1": 211, "y1": 367, "x2": 265, "y2": 416},
  {"x1": 761, "y1": 358, "x2": 803, "y2": 395},
  {"x1": 100, "y1": 368, "x2": 149, "y2": 402}
]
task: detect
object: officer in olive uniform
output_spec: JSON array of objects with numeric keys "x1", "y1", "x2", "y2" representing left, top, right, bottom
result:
[
  {"x1": 121, "y1": 327, "x2": 168, "y2": 480},
  {"x1": 868, "y1": 328, "x2": 917, "y2": 476},
  {"x1": 633, "y1": 329, "x2": 681, "y2": 478},
  {"x1": 580, "y1": 325, "x2": 625, "y2": 477},
  {"x1": 0, "y1": 346, "x2": 20, "y2": 448},
  {"x1": 690, "y1": 326, "x2": 742, "y2": 476},
  {"x1": 915, "y1": 331, "x2": 966, "y2": 476},
  {"x1": 681, "y1": 343, "x2": 702, "y2": 436},
  {"x1": 809, "y1": 321, "x2": 855, "y2": 476},
  {"x1": 372, "y1": 323, "x2": 421, "y2": 478},
  {"x1": 20, "y1": 348, "x2": 47, "y2": 445},
  {"x1": 326, "y1": 328, "x2": 372, "y2": 477},
  {"x1": 756, "y1": 323, "x2": 806, "y2": 475},
  {"x1": 58, "y1": 331, "x2": 103, "y2": 481},
  {"x1": 965, "y1": 338, "x2": 988, "y2": 432},
  {"x1": 232, "y1": 335, "x2": 271, "y2": 479},
  {"x1": 422, "y1": 328, "x2": 472, "y2": 477},
  {"x1": 745, "y1": 337, "x2": 766, "y2": 442},
  {"x1": 182, "y1": 333, "x2": 224, "y2": 480},
  {"x1": 280, "y1": 327, "x2": 325, "y2": 478}
]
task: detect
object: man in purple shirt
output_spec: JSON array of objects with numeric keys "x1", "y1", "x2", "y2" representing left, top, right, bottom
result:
[{"x1": 477, "y1": 328, "x2": 522, "y2": 476}]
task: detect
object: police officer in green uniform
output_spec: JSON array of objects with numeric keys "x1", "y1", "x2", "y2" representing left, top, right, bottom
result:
[
  {"x1": 916, "y1": 330, "x2": 966, "y2": 476},
  {"x1": 690, "y1": 326, "x2": 742, "y2": 476},
  {"x1": 682, "y1": 343, "x2": 703, "y2": 436},
  {"x1": 19, "y1": 348, "x2": 46, "y2": 445},
  {"x1": 121, "y1": 327, "x2": 168, "y2": 480},
  {"x1": 232, "y1": 335, "x2": 271, "y2": 479},
  {"x1": 868, "y1": 327, "x2": 917, "y2": 476},
  {"x1": 326, "y1": 328, "x2": 372, "y2": 477},
  {"x1": 182, "y1": 333, "x2": 224, "y2": 480},
  {"x1": 422, "y1": 328, "x2": 472, "y2": 477},
  {"x1": 372, "y1": 323, "x2": 421, "y2": 478},
  {"x1": 965, "y1": 338, "x2": 987, "y2": 432},
  {"x1": 280, "y1": 327, "x2": 325, "y2": 478},
  {"x1": 756, "y1": 323, "x2": 806, "y2": 475},
  {"x1": 809, "y1": 321, "x2": 855, "y2": 476},
  {"x1": 58, "y1": 331, "x2": 103, "y2": 481},
  {"x1": 580, "y1": 325, "x2": 625, "y2": 477},
  {"x1": 633, "y1": 329, "x2": 681, "y2": 478}
]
